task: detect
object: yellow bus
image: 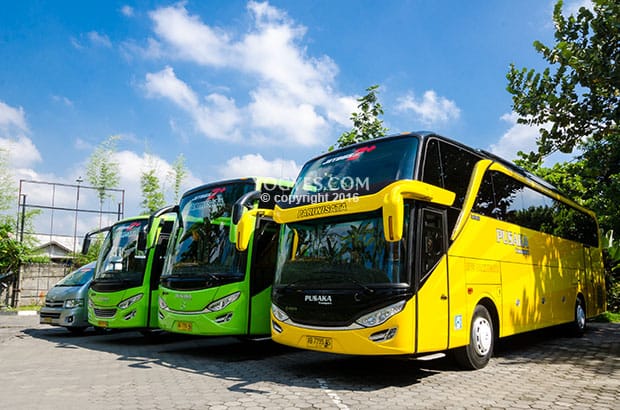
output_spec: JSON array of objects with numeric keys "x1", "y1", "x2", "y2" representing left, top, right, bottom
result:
[{"x1": 264, "y1": 132, "x2": 606, "y2": 369}]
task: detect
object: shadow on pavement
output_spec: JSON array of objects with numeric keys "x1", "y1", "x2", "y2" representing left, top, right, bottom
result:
[{"x1": 21, "y1": 321, "x2": 620, "y2": 393}]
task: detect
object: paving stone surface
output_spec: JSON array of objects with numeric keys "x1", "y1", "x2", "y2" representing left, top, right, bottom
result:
[{"x1": 0, "y1": 314, "x2": 618, "y2": 409}]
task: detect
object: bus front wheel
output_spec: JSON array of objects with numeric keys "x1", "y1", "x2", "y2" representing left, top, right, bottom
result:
[{"x1": 454, "y1": 305, "x2": 494, "y2": 370}]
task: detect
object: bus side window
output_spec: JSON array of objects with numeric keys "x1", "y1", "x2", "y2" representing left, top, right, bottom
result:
[{"x1": 421, "y1": 210, "x2": 445, "y2": 278}]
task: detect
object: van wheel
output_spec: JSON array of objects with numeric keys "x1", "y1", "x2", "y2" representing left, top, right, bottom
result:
[{"x1": 454, "y1": 305, "x2": 494, "y2": 370}]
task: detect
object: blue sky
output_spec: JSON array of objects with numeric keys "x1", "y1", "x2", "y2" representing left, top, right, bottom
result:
[{"x1": 0, "y1": 0, "x2": 589, "y2": 242}]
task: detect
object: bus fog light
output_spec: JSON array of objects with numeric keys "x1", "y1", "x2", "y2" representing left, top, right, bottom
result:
[
  {"x1": 272, "y1": 320, "x2": 283, "y2": 333},
  {"x1": 369, "y1": 327, "x2": 398, "y2": 342},
  {"x1": 124, "y1": 310, "x2": 137, "y2": 320},
  {"x1": 356, "y1": 300, "x2": 405, "y2": 328},
  {"x1": 272, "y1": 304, "x2": 289, "y2": 322},
  {"x1": 207, "y1": 292, "x2": 240, "y2": 311},
  {"x1": 158, "y1": 311, "x2": 165, "y2": 320},
  {"x1": 215, "y1": 312, "x2": 233, "y2": 323}
]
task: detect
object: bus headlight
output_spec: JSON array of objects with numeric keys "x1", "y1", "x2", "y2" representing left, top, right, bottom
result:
[
  {"x1": 158, "y1": 296, "x2": 169, "y2": 310},
  {"x1": 272, "y1": 303, "x2": 289, "y2": 322},
  {"x1": 355, "y1": 300, "x2": 406, "y2": 328},
  {"x1": 207, "y1": 292, "x2": 240, "y2": 312},
  {"x1": 117, "y1": 293, "x2": 143, "y2": 310},
  {"x1": 64, "y1": 298, "x2": 84, "y2": 308}
]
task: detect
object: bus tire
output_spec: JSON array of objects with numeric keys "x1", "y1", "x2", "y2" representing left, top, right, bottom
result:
[
  {"x1": 454, "y1": 304, "x2": 494, "y2": 370},
  {"x1": 569, "y1": 297, "x2": 586, "y2": 337}
]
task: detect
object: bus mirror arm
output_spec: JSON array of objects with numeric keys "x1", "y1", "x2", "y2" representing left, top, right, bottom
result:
[
  {"x1": 82, "y1": 226, "x2": 111, "y2": 254},
  {"x1": 382, "y1": 181, "x2": 456, "y2": 242},
  {"x1": 232, "y1": 191, "x2": 262, "y2": 225}
]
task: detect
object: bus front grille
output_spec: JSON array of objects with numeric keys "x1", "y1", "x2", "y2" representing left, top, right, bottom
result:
[{"x1": 94, "y1": 308, "x2": 117, "y2": 318}]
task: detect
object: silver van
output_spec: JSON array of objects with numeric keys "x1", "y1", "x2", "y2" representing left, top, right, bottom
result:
[{"x1": 39, "y1": 261, "x2": 96, "y2": 333}]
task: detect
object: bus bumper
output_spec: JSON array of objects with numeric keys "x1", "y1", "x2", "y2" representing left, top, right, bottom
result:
[
  {"x1": 158, "y1": 308, "x2": 246, "y2": 336},
  {"x1": 270, "y1": 310, "x2": 415, "y2": 355}
]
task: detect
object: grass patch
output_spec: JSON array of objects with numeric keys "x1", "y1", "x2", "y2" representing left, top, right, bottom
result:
[{"x1": 592, "y1": 311, "x2": 620, "y2": 323}]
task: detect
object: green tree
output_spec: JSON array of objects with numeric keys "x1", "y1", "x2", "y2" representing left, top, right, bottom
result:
[
  {"x1": 0, "y1": 148, "x2": 15, "y2": 219},
  {"x1": 169, "y1": 153, "x2": 187, "y2": 202},
  {"x1": 507, "y1": 0, "x2": 620, "y2": 311},
  {"x1": 331, "y1": 85, "x2": 389, "y2": 150},
  {"x1": 86, "y1": 136, "x2": 121, "y2": 222},
  {"x1": 140, "y1": 165, "x2": 165, "y2": 214},
  {"x1": 506, "y1": 0, "x2": 619, "y2": 164}
]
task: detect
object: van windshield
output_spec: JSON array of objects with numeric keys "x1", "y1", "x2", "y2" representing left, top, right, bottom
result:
[{"x1": 56, "y1": 263, "x2": 95, "y2": 287}]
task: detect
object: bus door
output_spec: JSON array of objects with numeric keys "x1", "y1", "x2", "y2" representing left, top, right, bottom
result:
[
  {"x1": 247, "y1": 217, "x2": 280, "y2": 335},
  {"x1": 146, "y1": 220, "x2": 174, "y2": 327},
  {"x1": 584, "y1": 246, "x2": 605, "y2": 314},
  {"x1": 414, "y1": 207, "x2": 450, "y2": 353}
]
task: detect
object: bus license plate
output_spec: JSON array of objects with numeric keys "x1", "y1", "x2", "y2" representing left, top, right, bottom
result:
[
  {"x1": 97, "y1": 321, "x2": 108, "y2": 328},
  {"x1": 177, "y1": 321, "x2": 193, "y2": 332},
  {"x1": 306, "y1": 335, "x2": 333, "y2": 350}
]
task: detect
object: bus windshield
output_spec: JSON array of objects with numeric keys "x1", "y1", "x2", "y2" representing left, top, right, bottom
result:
[
  {"x1": 162, "y1": 182, "x2": 254, "y2": 280},
  {"x1": 274, "y1": 211, "x2": 408, "y2": 288},
  {"x1": 281, "y1": 136, "x2": 418, "y2": 208},
  {"x1": 95, "y1": 220, "x2": 148, "y2": 286}
]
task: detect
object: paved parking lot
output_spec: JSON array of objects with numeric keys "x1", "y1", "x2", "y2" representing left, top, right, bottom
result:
[{"x1": 0, "y1": 313, "x2": 619, "y2": 409}]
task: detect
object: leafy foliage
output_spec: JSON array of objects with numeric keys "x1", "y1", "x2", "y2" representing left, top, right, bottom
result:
[
  {"x1": 140, "y1": 168, "x2": 166, "y2": 214},
  {"x1": 331, "y1": 85, "x2": 388, "y2": 150},
  {"x1": 602, "y1": 231, "x2": 620, "y2": 312},
  {"x1": 0, "y1": 222, "x2": 26, "y2": 275},
  {"x1": 170, "y1": 153, "x2": 187, "y2": 202},
  {"x1": 506, "y1": 0, "x2": 619, "y2": 163},
  {"x1": 86, "y1": 135, "x2": 121, "y2": 207},
  {"x1": 507, "y1": 0, "x2": 619, "y2": 311}
]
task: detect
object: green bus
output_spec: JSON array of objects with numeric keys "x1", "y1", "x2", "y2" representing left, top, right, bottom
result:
[
  {"x1": 86, "y1": 210, "x2": 176, "y2": 331},
  {"x1": 157, "y1": 177, "x2": 292, "y2": 337}
]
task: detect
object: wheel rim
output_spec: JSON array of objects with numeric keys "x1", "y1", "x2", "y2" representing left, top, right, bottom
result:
[
  {"x1": 576, "y1": 303, "x2": 586, "y2": 330},
  {"x1": 472, "y1": 317, "x2": 492, "y2": 356}
]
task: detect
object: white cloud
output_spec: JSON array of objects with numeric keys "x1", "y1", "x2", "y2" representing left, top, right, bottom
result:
[
  {"x1": 142, "y1": 2, "x2": 352, "y2": 146},
  {"x1": 145, "y1": 66, "x2": 242, "y2": 141},
  {"x1": 120, "y1": 5, "x2": 134, "y2": 17},
  {"x1": 0, "y1": 101, "x2": 28, "y2": 133},
  {"x1": 218, "y1": 153, "x2": 300, "y2": 181},
  {"x1": 489, "y1": 112, "x2": 574, "y2": 166},
  {"x1": 149, "y1": 4, "x2": 231, "y2": 66},
  {"x1": 488, "y1": 113, "x2": 539, "y2": 161},
  {"x1": 52, "y1": 95, "x2": 73, "y2": 107},
  {"x1": 0, "y1": 135, "x2": 42, "y2": 167},
  {"x1": 0, "y1": 101, "x2": 40, "y2": 168},
  {"x1": 145, "y1": 66, "x2": 198, "y2": 108},
  {"x1": 113, "y1": 150, "x2": 202, "y2": 215},
  {"x1": 396, "y1": 90, "x2": 461, "y2": 126},
  {"x1": 87, "y1": 31, "x2": 112, "y2": 48}
]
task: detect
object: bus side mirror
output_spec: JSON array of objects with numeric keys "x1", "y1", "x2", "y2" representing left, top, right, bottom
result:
[
  {"x1": 81, "y1": 237, "x2": 91, "y2": 254},
  {"x1": 137, "y1": 229, "x2": 147, "y2": 252},
  {"x1": 235, "y1": 212, "x2": 257, "y2": 252},
  {"x1": 235, "y1": 208, "x2": 275, "y2": 251},
  {"x1": 383, "y1": 189, "x2": 405, "y2": 242}
]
